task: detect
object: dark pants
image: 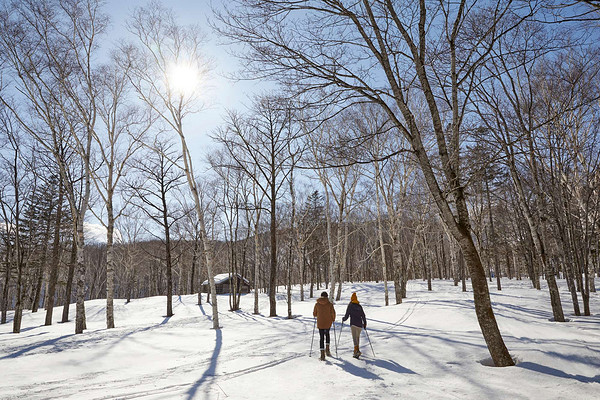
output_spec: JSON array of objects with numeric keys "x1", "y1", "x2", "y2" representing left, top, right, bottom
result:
[{"x1": 319, "y1": 328, "x2": 331, "y2": 350}]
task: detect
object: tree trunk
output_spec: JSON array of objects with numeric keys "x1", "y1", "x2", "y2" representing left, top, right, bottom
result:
[
  {"x1": 564, "y1": 259, "x2": 581, "y2": 316},
  {"x1": 75, "y1": 219, "x2": 87, "y2": 334},
  {"x1": 485, "y1": 180, "x2": 501, "y2": 291},
  {"x1": 459, "y1": 231, "x2": 513, "y2": 366},
  {"x1": 460, "y1": 250, "x2": 467, "y2": 293},
  {"x1": 391, "y1": 233, "x2": 403, "y2": 304},
  {"x1": 288, "y1": 169, "x2": 297, "y2": 318},
  {"x1": 12, "y1": 257, "x2": 24, "y2": 333},
  {"x1": 448, "y1": 232, "x2": 459, "y2": 287},
  {"x1": 190, "y1": 238, "x2": 198, "y2": 297},
  {"x1": 75, "y1": 128, "x2": 92, "y2": 335},
  {"x1": 269, "y1": 190, "x2": 277, "y2": 317},
  {"x1": 287, "y1": 242, "x2": 293, "y2": 319},
  {"x1": 106, "y1": 207, "x2": 116, "y2": 328},
  {"x1": 505, "y1": 250, "x2": 513, "y2": 280},
  {"x1": 179, "y1": 134, "x2": 219, "y2": 329},
  {"x1": 583, "y1": 261, "x2": 591, "y2": 316},
  {"x1": 253, "y1": 218, "x2": 260, "y2": 314},
  {"x1": 31, "y1": 232, "x2": 48, "y2": 312},
  {"x1": 1, "y1": 251, "x2": 11, "y2": 324},
  {"x1": 300, "y1": 246, "x2": 306, "y2": 301},
  {"x1": 309, "y1": 257, "x2": 314, "y2": 299},
  {"x1": 374, "y1": 170, "x2": 389, "y2": 305},
  {"x1": 324, "y1": 188, "x2": 337, "y2": 300},
  {"x1": 336, "y1": 221, "x2": 348, "y2": 301},
  {"x1": 62, "y1": 239, "x2": 77, "y2": 323},
  {"x1": 126, "y1": 260, "x2": 136, "y2": 304},
  {"x1": 197, "y1": 237, "x2": 205, "y2": 306},
  {"x1": 162, "y1": 200, "x2": 173, "y2": 318},
  {"x1": 512, "y1": 250, "x2": 521, "y2": 280},
  {"x1": 45, "y1": 185, "x2": 64, "y2": 325}
]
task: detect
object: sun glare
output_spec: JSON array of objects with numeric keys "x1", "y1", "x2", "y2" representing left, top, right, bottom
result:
[{"x1": 166, "y1": 62, "x2": 199, "y2": 97}]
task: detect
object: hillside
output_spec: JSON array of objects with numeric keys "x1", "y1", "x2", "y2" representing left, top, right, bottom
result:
[{"x1": 1, "y1": 279, "x2": 598, "y2": 399}]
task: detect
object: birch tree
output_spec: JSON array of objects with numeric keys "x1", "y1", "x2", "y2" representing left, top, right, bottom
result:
[
  {"x1": 90, "y1": 59, "x2": 148, "y2": 328},
  {"x1": 126, "y1": 1, "x2": 220, "y2": 328}
]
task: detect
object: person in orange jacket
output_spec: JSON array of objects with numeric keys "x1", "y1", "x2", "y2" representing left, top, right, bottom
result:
[
  {"x1": 342, "y1": 292, "x2": 367, "y2": 358},
  {"x1": 313, "y1": 291, "x2": 336, "y2": 361}
]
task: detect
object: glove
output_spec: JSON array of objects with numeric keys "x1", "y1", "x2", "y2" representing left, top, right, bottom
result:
[{"x1": 363, "y1": 322, "x2": 367, "y2": 328}]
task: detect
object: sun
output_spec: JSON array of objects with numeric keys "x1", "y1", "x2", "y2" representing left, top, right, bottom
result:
[{"x1": 166, "y1": 61, "x2": 199, "y2": 97}]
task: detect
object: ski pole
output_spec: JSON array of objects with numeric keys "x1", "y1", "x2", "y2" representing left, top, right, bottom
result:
[
  {"x1": 332, "y1": 321, "x2": 338, "y2": 357},
  {"x1": 338, "y1": 321, "x2": 344, "y2": 349},
  {"x1": 310, "y1": 317, "x2": 316, "y2": 357},
  {"x1": 364, "y1": 326, "x2": 375, "y2": 357}
]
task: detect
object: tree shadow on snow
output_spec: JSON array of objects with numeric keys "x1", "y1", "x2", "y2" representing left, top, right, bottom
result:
[
  {"x1": 542, "y1": 350, "x2": 600, "y2": 368},
  {"x1": 0, "y1": 326, "x2": 38, "y2": 335},
  {"x1": 363, "y1": 358, "x2": 417, "y2": 375},
  {"x1": 186, "y1": 329, "x2": 222, "y2": 400},
  {"x1": 0, "y1": 334, "x2": 71, "y2": 360},
  {"x1": 518, "y1": 361, "x2": 600, "y2": 383},
  {"x1": 336, "y1": 358, "x2": 382, "y2": 380},
  {"x1": 493, "y1": 303, "x2": 554, "y2": 321}
]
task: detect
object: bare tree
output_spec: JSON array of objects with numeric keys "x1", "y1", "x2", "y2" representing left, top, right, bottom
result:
[
  {"x1": 250, "y1": 169, "x2": 266, "y2": 314},
  {"x1": 126, "y1": 0, "x2": 220, "y2": 329},
  {"x1": 306, "y1": 117, "x2": 363, "y2": 301},
  {"x1": 208, "y1": 150, "x2": 252, "y2": 311},
  {"x1": 0, "y1": 107, "x2": 36, "y2": 332},
  {"x1": 88, "y1": 57, "x2": 149, "y2": 329},
  {"x1": 212, "y1": 96, "x2": 301, "y2": 317},
  {"x1": 127, "y1": 139, "x2": 186, "y2": 318}
]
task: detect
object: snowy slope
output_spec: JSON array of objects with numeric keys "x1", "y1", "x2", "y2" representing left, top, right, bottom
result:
[{"x1": 0, "y1": 279, "x2": 598, "y2": 400}]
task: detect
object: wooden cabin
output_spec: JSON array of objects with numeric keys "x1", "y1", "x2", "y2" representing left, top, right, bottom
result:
[{"x1": 201, "y1": 273, "x2": 251, "y2": 294}]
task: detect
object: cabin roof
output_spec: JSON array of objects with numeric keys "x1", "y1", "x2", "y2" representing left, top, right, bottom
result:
[{"x1": 201, "y1": 273, "x2": 250, "y2": 286}]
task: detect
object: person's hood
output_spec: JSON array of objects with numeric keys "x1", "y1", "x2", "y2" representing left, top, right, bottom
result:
[{"x1": 317, "y1": 297, "x2": 330, "y2": 305}]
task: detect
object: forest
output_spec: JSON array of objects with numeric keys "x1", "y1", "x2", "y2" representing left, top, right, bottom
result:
[{"x1": 0, "y1": 0, "x2": 599, "y2": 369}]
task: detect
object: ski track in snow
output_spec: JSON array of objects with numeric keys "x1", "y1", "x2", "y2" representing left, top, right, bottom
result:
[{"x1": 1, "y1": 279, "x2": 599, "y2": 399}]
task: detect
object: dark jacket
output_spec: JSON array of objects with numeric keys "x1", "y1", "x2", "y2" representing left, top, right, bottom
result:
[
  {"x1": 313, "y1": 297, "x2": 336, "y2": 329},
  {"x1": 342, "y1": 302, "x2": 366, "y2": 328}
]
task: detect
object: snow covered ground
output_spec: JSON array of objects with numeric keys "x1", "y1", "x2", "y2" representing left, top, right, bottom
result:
[{"x1": 1, "y1": 278, "x2": 598, "y2": 400}]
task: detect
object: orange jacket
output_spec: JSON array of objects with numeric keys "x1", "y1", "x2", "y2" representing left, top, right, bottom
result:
[{"x1": 313, "y1": 297, "x2": 336, "y2": 329}]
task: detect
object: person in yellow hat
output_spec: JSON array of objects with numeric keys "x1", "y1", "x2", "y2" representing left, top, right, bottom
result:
[{"x1": 342, "y1": 292, "x2": 367, "y2": 358}]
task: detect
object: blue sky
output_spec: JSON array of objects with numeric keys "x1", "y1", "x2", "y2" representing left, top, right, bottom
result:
[
  {"x1": 77, "y1": 0, "x2": 266, "y2": 238},
  {"x1": 103, "y1": 0, "x2": 264, "y2": 167}
]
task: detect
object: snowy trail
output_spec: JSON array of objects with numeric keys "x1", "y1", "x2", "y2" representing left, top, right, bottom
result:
[{"x1": 1, "y1": 279, "x2": 599, "y2": 399}]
